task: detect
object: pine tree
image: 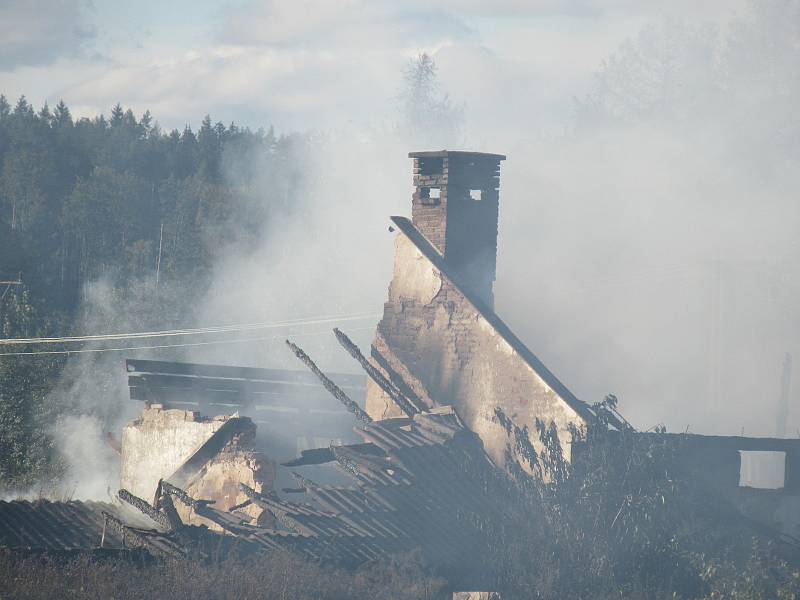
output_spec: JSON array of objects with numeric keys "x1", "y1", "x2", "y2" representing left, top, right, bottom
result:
[
  {"x1": 140, "y1": 110, "x2": 153, "y2": 134},
  {"x1": 0, "y1": 95, "x2": 10, "y2": 120},
  {"x1": 110, "y1": 103, "x2": 124, "y2": 127},
  {"x1": 54, "y1": 100, "x2": 72, "y2": 127},
  {"x1": 123, "y1": 108, "x2": 138, "y2": 132},
  {"x1": 38, "y1": 102, "x2": 53, "y2": 125},
  {"x1": 198, "y1": 115, "x2": 221, "y2": 181},
  {"x1": 399, "y1": 53, "x2": 463, "y2": 147},
  {"x1": 265, "y1": 125, "x2": 277, "y2": 152},
  {"x1": 14, "y1": 96, "x2": 34, "y2": 118}
]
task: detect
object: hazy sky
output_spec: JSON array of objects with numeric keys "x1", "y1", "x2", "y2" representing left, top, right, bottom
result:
[{"x1": 0, "y1": 0, "x2": 744, "y2": 135}]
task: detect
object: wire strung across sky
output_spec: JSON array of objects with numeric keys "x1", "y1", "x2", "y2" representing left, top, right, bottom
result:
[
  {"x1": 0, "y1": 326, "x2": 377, "y2": 357},
  {"x1": 0, "y1": 311, "x2": 380, "y2": 347}
]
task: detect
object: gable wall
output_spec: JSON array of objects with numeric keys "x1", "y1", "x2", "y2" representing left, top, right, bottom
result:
[{"x1": 366, "y1": 234, "x2": 586, "y2": 467}]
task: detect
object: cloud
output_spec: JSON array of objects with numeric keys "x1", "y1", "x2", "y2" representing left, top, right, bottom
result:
[
  {"x1": 44, "y1": 1, "x2": 475, "y2": 130},
  {"x1": 54, "y1": 44, "x2": 404, "y2": 131},
  {"x1": 0, "y1": 0, "x2": 96, "y2": 71},
  {"x1": 217, "y1": 0, "x2": 473, "y2": 49},
  {"x1": 395, "y1": 0, "x2": 746, "y2": 19},
  {"x1": 47, "y1": 1, "x2": 630, "y2": 135}
]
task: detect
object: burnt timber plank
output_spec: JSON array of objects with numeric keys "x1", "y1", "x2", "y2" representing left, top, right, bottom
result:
[
  {"x1": 126, "y1": 359, "x2": 366, "y2": 410},
  {"x1": 126, "y1": 359, "x2": 365, "y2": 388}
]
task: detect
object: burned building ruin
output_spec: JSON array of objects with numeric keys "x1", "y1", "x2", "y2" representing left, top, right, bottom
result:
[
  {"x1": 2, "y1": 150, "x2": 800, "y2": 592},
  {"x1": 365, "y1": 151, "x2": 593, "y2": 470}
]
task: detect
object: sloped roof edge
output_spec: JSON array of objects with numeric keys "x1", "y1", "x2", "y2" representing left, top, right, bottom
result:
[{"x1": 390, "y1": 215, "x2": 592, "y2": 422}]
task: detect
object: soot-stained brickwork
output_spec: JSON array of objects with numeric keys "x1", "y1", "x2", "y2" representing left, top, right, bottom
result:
[
  {"x1": 411, "y1": 151, "x2": 503, "y2": 308},
  {"x1": 366, "y1": 151, "x2": 591, "y2": 469}
]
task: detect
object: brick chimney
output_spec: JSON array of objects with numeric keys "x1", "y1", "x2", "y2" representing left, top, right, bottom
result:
[{"x1": 409, "y1": 150, "x2": 506, "y2": 308}]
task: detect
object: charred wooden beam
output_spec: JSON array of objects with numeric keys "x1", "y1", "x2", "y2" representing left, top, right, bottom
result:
[
  {"x1": 281, "y1": 442, "x2": 383, "y2": 467},
  {"x1": 370, "y1": 343, "x2": 431, "y2": 411},
  {"x1": 101, "y1": 512, "x2": 184, "y2": 557},
  {"x1": 228, "y1": 498, "x2": 253, "y2": 513},
  {"x1": 237, "y1": 482, "x2": 280, "y2": 505},
  {"x1": 238, "y1": 483, "x2": 316, "y2": 536},
  {"x1": 164, "y1": 482, "x2": 259, "y2": 537},
  {"x1": 152, "y1": 478, "x2": 163, "y2": 509},
  {"x1": 331, "y1": 443, "x2": 361, "y2": 477},
  {"x1": 153, "y1": 479, "x2": 183, "y2": 531},
  {"x1": 291, "y1": 472, "x2": 319, "y2": 494},
  {"x1": 158, "y1": 491, "x2": 184, "y2": 531},
  {"x1": 102, "y1": 512, "x2": 130, "y2": 547},
  {"x1": 129, "y1": 375, "x2": 362, "y2": 400},
  {"x1": 126, "y1": 358, "x2": 365, "y2": 388},
  {"x1": 333, "y1": 328, "x2": 420, "y2": 417},
  {"x1": 161, "y1": 481, "x2": 214, "y2": 510},
  {"x1": 286, "y1": 339, "x2": 372, "y2": 424},
  {"x1": 118, "y1": 489, "x2": 174, "y2": 531}
]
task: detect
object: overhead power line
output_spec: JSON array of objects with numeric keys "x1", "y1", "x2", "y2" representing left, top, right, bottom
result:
[
  {"x1": 0, "y1": 312, "x2": 380, "y2": 347},
  {"x1": 0, "y1": 326, "x2": 376, "y2": 357}
]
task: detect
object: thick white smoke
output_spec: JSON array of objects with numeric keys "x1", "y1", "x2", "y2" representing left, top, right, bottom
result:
[
  {"x1": 492, "y1": 7, "x2": 800, "y2": 436},
  {"x1": 40, "y1": 1, "x2": 800, "y2": 500}
]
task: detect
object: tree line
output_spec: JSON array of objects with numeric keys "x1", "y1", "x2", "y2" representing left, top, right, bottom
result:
[{"x1": 0, "y1": 95, "x2": 306, "y2": 488}]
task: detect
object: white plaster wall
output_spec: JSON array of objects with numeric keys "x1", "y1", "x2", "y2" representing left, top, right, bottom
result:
[
  {"x1": 389, "y1": 234, "x2": 442, "y2": 304},
  {"x1": 120, "y1": 407, "x2": 223, "y2": 502}
]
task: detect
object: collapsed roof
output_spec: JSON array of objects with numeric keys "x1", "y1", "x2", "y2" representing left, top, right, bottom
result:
[{"x1": 3, "y1": 149, "x2": 799, "y2": 587}]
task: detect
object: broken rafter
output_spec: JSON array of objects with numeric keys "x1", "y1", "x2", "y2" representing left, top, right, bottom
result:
[
  {"x1": 285, "y1": 339, "x2": 372, "y2": 424},
  {"x1": 331, "y1": 443, "x2": 361, "y2": 477},
  {"x1": 158, "y1": 490, "x2": 184, "y2": 531},
  {"x1": 237, "y1": 482, "x2": 280, "y2": 505},
  {"x1": 370, "y1": 341, "x2": 432, "y2": 411},
  {"x1": 161, "y1": 481, "x2": 214, "y2": 510},
  {"x1": 238, "y1": 483, "x2": 316, "y2": 536},
  {"x1": 291, "y1": 472, "x2": 319, "y2": 493},
  {"x1": 333, "y1": 328, "x2": 420, "y2": 417},
  {"x1": 102, "y1": 511, "x2": 186, "y2": 558},
  {"x1": 118, "y1": 489, "x2": 175, "y2": 531},
  {"x1": 102, "y1": 512, "x2": 131, "y2": 548},
  {"x1": 153, "y1": 479, "x2": 184, "y2": 531}
]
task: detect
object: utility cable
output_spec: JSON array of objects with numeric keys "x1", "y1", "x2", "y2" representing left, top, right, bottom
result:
[
  {"x1": 0, "y1": 326, "x2": 376, "y2": 357},
  {"x1": 0, "y1": 312, "x2": 380, "y2": 346}
]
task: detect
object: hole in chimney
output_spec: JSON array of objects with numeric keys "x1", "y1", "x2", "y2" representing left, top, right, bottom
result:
[
  {"x1": 469, "y1": 189, "x2": 482, "y2": 201},
  {"x1": 419, "y1": 157, "x2": 443, "y2": 175},
  {"x1": 418, "y1": 187, "x2": 440, "y2": 205}
]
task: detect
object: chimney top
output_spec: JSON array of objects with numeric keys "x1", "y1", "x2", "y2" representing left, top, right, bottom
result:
[
  {"x1": 408, "y1": 150, "x2": 506, "y2": 161},
  {"x1": 408, "y1": 149, "x2": 505, "y2": 309}
]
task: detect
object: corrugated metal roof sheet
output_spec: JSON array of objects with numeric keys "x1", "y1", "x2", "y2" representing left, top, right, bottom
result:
[
  {"x1": 177, "y1": 408, "x2": 509, "y2": 585},
  {"x1": 0, "y1": 500, "x2": 126, "y2": 551},
  {"x1": 0, "y1": 407, "x2": 508, "y2": 589}
]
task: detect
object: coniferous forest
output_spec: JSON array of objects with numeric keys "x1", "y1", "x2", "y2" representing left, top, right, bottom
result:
[{"x1": 0, "y1": 94, "x2": 303, "y2": 487}]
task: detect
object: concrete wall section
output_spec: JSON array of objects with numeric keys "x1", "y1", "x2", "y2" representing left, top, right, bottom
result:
[
  {"x1": 659, "y1": 433, "x2": 800, "y2": 537},
  {"x1": 121, "y1": 407, "x2": 224, "y2": 502},
  {"x1": 120, "y1": 406, "x2": 275, "y2": 528}
]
